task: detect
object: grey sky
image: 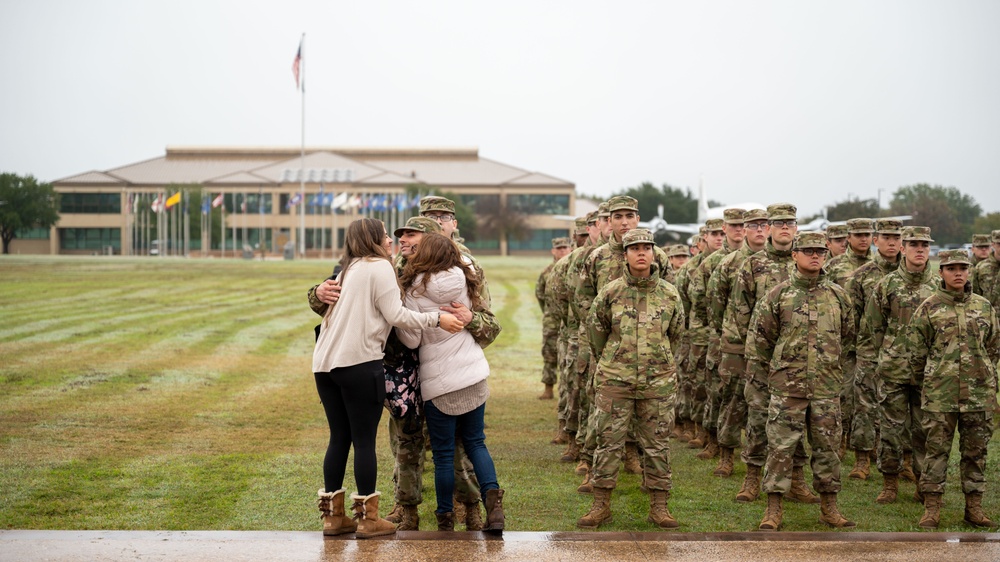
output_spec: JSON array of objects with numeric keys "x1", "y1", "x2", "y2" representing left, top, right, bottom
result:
[{"x1": 3, "y1": 0, "x2": 999, "y2": 217}]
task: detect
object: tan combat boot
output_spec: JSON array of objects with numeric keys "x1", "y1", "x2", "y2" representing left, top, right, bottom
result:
[
  {"x1": 318, "y1": 489, "x2": 358, "y2": 536},
  {"x1": 648, "y1": 490, "x2": 680, "y2": 529},
  {"x1": 919, "y1": 492, "x2": 942, "y2": 528},
  {"x1": 577, "y1": 487, "x2": 613, "y2": 529},
  {"x1": 964, "y1": 492, "x2": 997, "y2": 528},
  {"x1": 578, "y1": 465, "x2": 594, "y2": 494},
  {"x1": 623, "y1": 442, "x2": 643, "y2": 474},
  {"x1": 575, "y1": 459, "x2": 589, "y2": 476},
  {"x1": 560, "y1": 434, "x2": 580, "y2": 463},
  {"x1": 539, "y1": 383, "x2": 554, "y2": 400},
  {"x1": 552, "y1": 419, "x2": 569, "y2": 444},
  {"x1": 483, "y1": 488, "x2": 505, "y2": 534},
  {"x1": 786, "y1": 466, "x2": 820, "y2": 504},
  {"x1": 396, "y1": 505, "x2": 419, "y2": 531},
  {"x1": 876, "y1": 474, "x2": 899, "y2": 504},
  {"x1": 351, "y1": 491, "x2": 397, "y2": 538},
  {"x1": 899, "y1": 451, "x2": 917, "y2": 483},
  {"x1": 384, "y1": 502, "x2": 404, "y2": 524},
  {"x1": 678, "y1": 420, "x2": 694, "y2": 443},
  {"x1": 696, "y1": 430, "x2": 720, "y2": 460},
  {"x1": 736, "y1": 464, "x2": 762, "y2": 503},
  {"x1": 713, "y1": 447, "x2": 735, "y2": 477},
  {"x1": 758, "y1": 493, "x2": 783, "y2": 531},
  {"x1": 848, "y1": 450, "x2": 871, "y2": 480},
  {"x1": 819, "y1": 493, "x2": 856, "y2": 528},
  {"x1": 688, "y1": 423, "x2": 706, "y2": 449},
  {"x1": 463, "y1": 501, "x2": 484, "y2": 531},
  {"x1": 436, "y1": 511, "x2": 455, "y2": 531}
]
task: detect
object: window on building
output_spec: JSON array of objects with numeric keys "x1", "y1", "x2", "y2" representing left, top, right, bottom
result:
[
  {"x1": 224, "y1": 193, "x2": 272, "y2": 214},
  {"x1": 16, "y1": 227, "x2": 50, "y2": 239},
  {"x1": 59, "y1": 228, "x2": 121, "y2": 250},
  {"x1": 458, "y1": 194, "x2": 499, "y2": 213},
  {"x1": 507, "y1": 194, "x2": 569, "y2": 215},
  {"x1": 507, "y1": 228, "x2": 570, "y2": 251},
  {"x1": 59, "y1": 193, "x2": 121, "y2": 214}
]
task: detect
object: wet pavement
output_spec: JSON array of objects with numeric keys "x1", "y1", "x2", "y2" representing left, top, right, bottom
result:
[{"x1": 3, "y1": 530, "x2": 1000, "y2": 562}]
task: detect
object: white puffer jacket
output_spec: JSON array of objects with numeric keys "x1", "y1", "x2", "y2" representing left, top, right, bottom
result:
[{"x1": 397, "y1": 265, "x2": 490, "y2": 402}]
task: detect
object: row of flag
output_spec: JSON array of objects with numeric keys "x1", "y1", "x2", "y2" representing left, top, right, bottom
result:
[{"x1": 129, "y1": 191, "x2": 424, "y2": 214}]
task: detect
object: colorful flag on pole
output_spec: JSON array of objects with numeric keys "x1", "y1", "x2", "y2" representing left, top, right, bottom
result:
[
  {"x1": 287, "y1": 192, "x2": 303, "y2": 209},
  {"x1": 292, "y1": 36, "x2": 303, "y2": 91},
  {"x1": 165, "y1": 192, "x2": 181, "y2": 210},
  {"x1": 211, "y1": 193, "x2": 224, "y2": 208},
  {"x1": 151, "y1": 193, "x2": 165, "y2": 213}
]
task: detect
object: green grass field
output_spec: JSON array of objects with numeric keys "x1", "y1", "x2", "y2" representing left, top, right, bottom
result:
[{"x1": 0, "y1": 254, "x2": 995, "y2": 532}]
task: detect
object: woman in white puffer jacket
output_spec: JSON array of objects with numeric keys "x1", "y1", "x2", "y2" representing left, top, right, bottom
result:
[{"x1": 397, "y1": 233, "x2": 505, "y2": 534}]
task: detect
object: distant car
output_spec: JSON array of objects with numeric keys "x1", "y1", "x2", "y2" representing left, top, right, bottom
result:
[{"x1": 929, "y1": 245, "x2": 941, "y2": 257}]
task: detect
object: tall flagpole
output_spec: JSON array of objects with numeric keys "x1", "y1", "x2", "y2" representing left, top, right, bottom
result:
[{"x1": 298, "y1": 32, "x2": 306, "y2": 258}]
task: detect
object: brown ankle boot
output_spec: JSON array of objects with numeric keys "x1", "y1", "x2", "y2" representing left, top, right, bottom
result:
[
  {"x1": 899, "y1": 451, "x2": 917, "y2": 483},
  {"x1": 713, "y1": 447, "x2": 735, "y2": 477},
  {"x1": 786, "y1": 466, "x2": 820, "y2": 504},
  {"x1": 539, "y1": 383, "x2": 554, "y2": 400},
  {"x1": 483, "y1": 489, "x2": 505, "y2": 534},
  {"x1": 819, "y1": 493, "x2": 856, "y2": 528},
  {"x1": 435, "y1": 511, "x2": 455, "y2": 531},
  {"x1": 736, "y1": 465, "x2": 762, "y2": 503},
  {"x1": 318, "y1": 488, "x2": 358, "y2": 536},
  {"x1": 919, "y1": 492, "x2": 942, "y2": 528},
  {"x1": 351, "y1": 492, "x2": 397, "y2": 538},
  {"x1": 688, "y1": 423, "x2": 706, "y2": 449},
  {"x1": 648, "y1": 490, "x2": 679, "y2": 529},
  {"x1": 552, "y1": 419, "x2": 569, "y2": 444},
  {"x1": 396, "y1": 505, "x2": 419, "y2": 531},
  {"x1": 696, "y1": 431, "x2": 720, "y2": 460},
  {"x1": 560, "y1": 434, "x2": 580, "y2": 462},
  {"x1": 849, "y1": 450, "x2": 871, "y2": 480},
  {"x1": 678, "y1": 420, "x2": 693, "y2": 443},
  {"x1": 463, "y1": 502, "x2": 483, "y2": 531},
  {"x1": 577, "y1": 487, "x2": 612, "y2": 529},
  {"x1": 575, "y1": 459, "x2": 589, "y2": 476},
  {"x1": 876, "y1": 474, "x2": 899, "y2": 504},
  {"x1": 623, "y1": 442, "x2": 642, "y2": 474},
  {"x1": 964, "y1": 492, "x2": 996, "y2": 528},
  {"x1": 577, "y1": 467, "x2": 594, "y2": 494},
  {"x1": 758, "y1": 493, "x2": 783, "y2": 531},
  {"x1": 384, "y1": 502, "x2": 403, "y2": 524}
]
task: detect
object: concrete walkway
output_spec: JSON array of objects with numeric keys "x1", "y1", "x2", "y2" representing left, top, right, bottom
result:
[{"x1": 3, "y1": 530, "x2": 1000, "y2": 562}]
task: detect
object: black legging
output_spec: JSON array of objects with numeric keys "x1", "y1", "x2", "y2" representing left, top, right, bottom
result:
[{"x1": 314, "y1": 360, "x2": 386, "y2": 495}]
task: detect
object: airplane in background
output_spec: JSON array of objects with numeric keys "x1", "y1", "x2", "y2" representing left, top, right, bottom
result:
[
  {"x1": 640, "y1": 179, "x2": 765, "y2": 238},
  {"x1": 796, "y1": 209, "x2": 913, "y2": 232}
]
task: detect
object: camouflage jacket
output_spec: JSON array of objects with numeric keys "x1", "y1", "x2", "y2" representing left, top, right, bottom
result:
[
  {"x1": 746, "y1": 269, "x2": 855, "y2": 399},
  {"x1": 907, "y1": 283, "x2": 1000, "y2": 413},
  {"x1": 824, "y1": 249, "x2": 872, "y2": 288},
  {"x1": 687, "y1": 240, "x2": 735, "y2": 345},
  {"x1": 708, "y1": 242, "x2": 756, "y2": 335},
  {"x1": 576, "y1": 235, "x2": 670, "y2": 332},
  {"x1": 844, "y1": 251, "x2": 900, "y2": 352},
  {"x1": 568, "y1": 239, "x2": 604, "y2": 333},
  {"x1": 673, "y1": 256, "x2": 697, "y2": 327},
  {"x1": 721, "y1": 239, "x2": 795, "y2": 356},
  {"x1": 973, "y1": 253, "x2": 1000, "y2": 309},
  {"x1": 856, "y1": 263, "x2": 940, "y2": 386},
  {"x1": 588, "y1": 265, "x2": 684, "y2": 399},
  {"x1": 536, "y1": 261, "x2": 557, "y2": 312},
  {"x1": 548, "y1": 252, "x2": 577, "y2": 335}
]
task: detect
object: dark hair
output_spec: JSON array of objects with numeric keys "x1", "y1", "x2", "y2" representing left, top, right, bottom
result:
[
  {"x1": 399, "y1": 233, "x2": 482, "y2": 311},
  {"x1": 340, "y1": 218, "x2": 391, "y2": 275}
]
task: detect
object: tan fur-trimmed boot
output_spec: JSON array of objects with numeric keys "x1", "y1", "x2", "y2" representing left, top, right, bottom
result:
[
  {"x1": 964, "y1": 492, "x2": 996, "y2": 528},
  {"x1": 483, "y1": 488, "x2": 505, "y2": 534},
  {"x1": 713, "y1": 447, "x2": 735, "y2": 477},
  {"x1": 648, "y1": 490, "x2": 679, "y2": 529},
  {"x1": 876, "y1": 474, "x2": 899, "y2": 504},
  {"x1": 696, "y1": 430, "x2": 720, "y2": 460},
  {"x1": 786, "y1": 466, "x2": 820, "y2": 504},
  {"x1": 758, "y1": 493, "x2": 783, "y2": 531},
  {"x1": 623, "y1": 442, "x2": 643, "y2": 474},
  {"x1": 848, "y1": 450, "x2": 871, "y2": 480},
  {"x1": 736, "y1": 464, "x2": 762, "y2": 503},
  {"x1": 463, "y1": 501, "x2": 484, "y2": 531},
  {"x1": 919, "y1": 492, "x2": 942, "y2": 528},
  {"x1": 318, "y1": 489, "x2": 357, "y2": 536},
  {"x1": 577, "y1": 486, "x2": 612, "y2": 529},
  {"x1": 819, "y1": 492, "x2": 856, "y2": 528},
  {"x1": 351, "y1": 491, "x2": 397, "y2": 538}
]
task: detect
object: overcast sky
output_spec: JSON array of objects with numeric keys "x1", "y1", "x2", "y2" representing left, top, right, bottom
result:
[{"x1": 3, "y1": 0, "x2": 999, "y2": 217}]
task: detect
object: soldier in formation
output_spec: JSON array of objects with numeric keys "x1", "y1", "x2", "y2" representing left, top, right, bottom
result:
[
  {"x1": 825, "y1": 224, "x2": 849, "y2": 257},
  {"x1": 537, "y1": 237, "x2": 573, "y2": 400}
]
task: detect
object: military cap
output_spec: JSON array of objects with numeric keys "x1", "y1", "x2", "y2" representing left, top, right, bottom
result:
[
  {"x1": 552, "y1": 237, "x2": 572, "y2": 249},
  {"x1": 767, "y1": 203, "x2": 797, "y2": 221},
  {"x1": 622, "y1": 228, "x2": 655, "y2": 248},
  {"x1": 394, "y1": 215, "x2": 443, "y2": 237},
  {"x1": 574, "y1": 217, "x2": 588, "y2": 236},
  {"x1": 793, "y1": 232, "x2": 828, "y2": 250},
  {"x1": 846, "y1": 218, "x2": 875, "y2": 234},
  {"x1": 419, "y1": 195, "x2": 455, "y2": 215},
  {"x1": 607, "y1": 195, "x2": 639, "y2": 213},
  {"x1": 723, "y1": 208, "x2": 747, "y2": 224},
  {"x1": 698, "y1": 226, "x2": 708, "y2": 236},
  {"x1": 597, "y1": 202, "x2": 611, "y2": 218},
  {"x1": 972, "y1": 234, "x2": 991, "y2": 246},
  {"x1": 666, "y1": 244, "x2": 689, "y2": 257},
  {"x1": 744, "y1": 208, "x2": 768, "y2": 223},
  {"x1": 938, "y1": 249, "x2": 972, "y2": 267},
  {"x1": 993, "y1": 230, "x2": 1000, "y2": 243},
  {"x1": 875, "y1": 218, "x2": 903, "y2": 235},
  {"x1": 902, "y1": 226, "x2": 934, "y2": 242},
  {"x1": 705, "y1": 218, "x2": 725, "y2": 232},
  {"x1": 585, "y1": 210, "x2": 599, "y2": 224},
  {"x1": 691, "y1": 234, "x2": 702, "y2": 245},
  {"x1": 825, "y1": 224, "x2": 849, "y2": 239}
]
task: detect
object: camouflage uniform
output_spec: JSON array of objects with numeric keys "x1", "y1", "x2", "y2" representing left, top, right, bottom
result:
[
  {"x1": 548, "y1": 250, "x2": 578, "y2": 430},
  {"x1": 588, "y1": 233, "x2": 684, "y2": 491},
  {"x1": 672, "y1": 253, "x2": 698, "y2": 427},
  {"x1": 537, "y1": 237, "x2": 572, "y2": 387},
  {"x1": 972, "y1": 230, "x2": 1000, "y2": 310},
  {"x1": 969, "y1": 234, "x2": 992, "y2": 290},
  {"x1": 746, "y1": 255, "x2": 855, "y2": 496},
  {"x1": 908, "y1": 253, "x2": 1000, "y2": 497},
  {"x1": 684, "y1": 219, "x2": 726, "y2": 433},
  {"x1": 857, "y1": 227, "x2": 939, "y2": 483},
  {"x1": 662, "y1": 244, "x2": 688, "y2": 285}
]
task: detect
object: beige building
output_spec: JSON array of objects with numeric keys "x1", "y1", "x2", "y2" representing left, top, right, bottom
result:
[{"x1": 30, "y1": 146, "x2": 575, "y2": 257}]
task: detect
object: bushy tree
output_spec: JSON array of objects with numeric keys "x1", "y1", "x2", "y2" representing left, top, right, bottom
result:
[
  {"x1": 0, "y1": 172, "x2": 60, "y2": 254},
  {"x1": 889, "y1": 184, "x2": 981, "y2": 245},
  {"x1": 971, "y1": 212, "x2": 1000, "y2": 237},
  {"x1": 616, "y1": 182, "x2": 718, "y2": 224},
  {"x1": 825, "y1": 197, "x2": 880, "y2": 222}
]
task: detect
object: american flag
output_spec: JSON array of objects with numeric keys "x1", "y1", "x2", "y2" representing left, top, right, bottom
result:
[{"x1": 292, "y1": 37, "x2": 303, "y2": 91}]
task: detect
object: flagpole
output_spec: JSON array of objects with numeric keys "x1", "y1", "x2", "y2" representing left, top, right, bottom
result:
[{"x1": 298, "y1": 32, "x2": 306, "y2": 259}]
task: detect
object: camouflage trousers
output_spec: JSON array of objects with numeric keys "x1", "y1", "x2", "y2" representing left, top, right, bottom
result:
[
  {"x1": 919, "y1": 410, "x2": 992, "y2": 495},
  {"x1": 839, "y1": 354, "x2": 857, "y2": 435},
  {"x1": 850, "y1": 364, "x2": 878, "y2": 452},
  {"x1": 540, "y1": 315, "x2": 560, "y2": 386},
  {"x1": 559, "y1": 335, "x2": 581, "y2": 432},
  {"x1": 556, "y1": 332, "x2": 575, "y2": 422},
  {"x1": 675, "y1": 340, "x2": 692, "y2": 422},
  {"x1": 763, "y1": 395, "x2": 843, "y2": 495},
  {"x1": 701, "y1": 338, "x2": 723, "y2": 432},
  {"x1": 575, "y1": 352, "x2": 596, "y2": 463},
  {"x1": 591, "y1": 385, "x2": 675, "y2": 491},
  {"x1": 685, "y1": 343, "x2": 709, "y2": 424},
  {"x1": 716, "y1": 352, "x2": 747, "y2": 449},
  {"x1": 876, "y1": 380, "x2": 926, "y2": 476},
  {"x1": 388, "y1": 413, "x2": 481, "y2": 506},
  {"x1": 743, "y1": 372, "x2": 808, "y2": 468}
]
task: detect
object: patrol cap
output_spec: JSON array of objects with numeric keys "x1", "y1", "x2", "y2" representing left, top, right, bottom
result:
[
  {"x1": 744, "y1": 208, "x2": 769, "y2": 223},
  {"x1": 846, "y1": 218, "x2": 875, "y2": 234},
  {"x1": 585, "y1": 210, "x2": 599, "y2": 225},
  {"x1": 767, "y1": 203, "x2": 797, "y2": 221},
  {"x1": 875, "y1": 218, "x2": 903, "y2": 235},
  {"x1": 722, "y1": 208, "x2": 747, "y2": 225},
  {"x1": 825, "y1": 224, "x2": 849, "y2": 239},
  {"x1": 793, "y1": 232, "x2": 828, "y2": 250},
  {"x1": 419, "y1": 195, "x2": 455, "y2": 215},
  {"x1": 902, "y1": 226, "x2": 934, "y2": 243},
  {"x1": 597, "y1": 202, "x2": 611, "y2": 218},
  {"x1": 938, "y1": 249, "x2": 972, "y2": 267},
  {"x1": 691, "y1": 235, "x2": 702, "y2": 245},
  {"x1": 698, "y1": 226, "x2": 708, "y2": 236},
  {"x1": 552, "y1": 237, "x2": 572, "y2": 249},
  {"x1": 574, "y1": 217, "x2": 588, "y2": 236},
  {"x1": 993, "y1": 230, "x2": 1000, "y2": 243},
  {"x1": 705, "y1": 218, "x2": 725, "y2": 232},
  {"x1": 666, "y1": 244, "x2": 690, "y2": 257},
  {"x1": 607, "y1": 195, "x2": 639, "y2": 213},
  {"x1": 972, "y1": 234, "x2": 991, "y2": 246},
  {"x1": 622, "y1": 228, "x2": 655, "y2": 248},
  {"x1": 394, "y1": 216, "x2": 443, "y2": 237}
]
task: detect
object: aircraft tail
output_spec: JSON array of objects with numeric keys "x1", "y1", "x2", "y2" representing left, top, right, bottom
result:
[{"x1": 697, "y1": 176, "x2": 708, "y2": 224}]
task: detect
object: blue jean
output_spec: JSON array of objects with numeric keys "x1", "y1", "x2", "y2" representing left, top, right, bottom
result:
[{"x1": 424, "y1": 400, "x2": 499, "y2": 514}]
